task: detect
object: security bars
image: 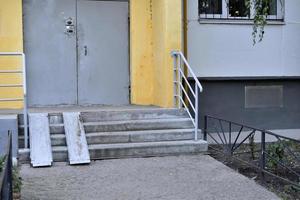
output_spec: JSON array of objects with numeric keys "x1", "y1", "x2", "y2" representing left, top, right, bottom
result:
[
  {"x1": 199, "y1": 0, "x2": 284, "y2": 21},
  {"x1": 171, "y1": 51, "x2": 203, "y2": 141}
]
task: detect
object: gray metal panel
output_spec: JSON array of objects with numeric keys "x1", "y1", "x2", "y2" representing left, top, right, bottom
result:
[
  {"x1": 77, "y1": 1, "x2": 129, "y2": 105},
  {"x1": 245, "y1": 85, "x2": 283, "y2": 108},
  {"x1": 63, "y1": 112, "x2": 90, "y2": 165},
  {"x1": 23, "y1": 0, "x2": 77, "y2": 106},
  {"x1": 29, "y1": 113, "x2": 53, "y2": 167}
]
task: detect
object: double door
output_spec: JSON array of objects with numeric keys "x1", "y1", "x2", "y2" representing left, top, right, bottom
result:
[{"x1": 24, "y1": 0, "x2": 129, "y2": 106}]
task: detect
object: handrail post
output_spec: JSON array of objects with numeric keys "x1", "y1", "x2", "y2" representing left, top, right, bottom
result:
[
  {"x1": 177, "y1": 56, "x2": 182, "y2": 109},
  {"x1": 8, "y1": 131, "x2": 13, "y2": 200},
  {"x1": 195, "y1": 84, "x2": 198, "y2": 141},
  {"x1": 229, "y1": 122, "x2": 232, "y2": 155},
  {"x1": 260, "y1": 131, "x2": 266, "y2": 185},
  {"x1": 172, "y1": 53, "x2": 177, "y2": 107},
  {"x1": 1, "y1": 131, "x2": 13, "y2": 200},
  {"x1": 204, "y1": 115, "x2": 207, "y2": 141},
  {"x1": 22, "y1": 54, "x2": 28, "y2": 149}
]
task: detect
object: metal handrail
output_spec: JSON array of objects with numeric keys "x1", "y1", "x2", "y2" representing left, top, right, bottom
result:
[
  {"x1": 0, "y1": 131, "x2": 13, "y2": 200},
  {"x1": 171, "y1": 50, "x2": 203, "y2": 140},
  {"x1": 0, "y1": 52, "x2": 28, "y2": 149}
]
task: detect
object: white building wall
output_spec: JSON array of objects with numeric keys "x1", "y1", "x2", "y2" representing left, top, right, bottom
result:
[{"x1": 187, "y1": 0, "x2": 300, "y2": 77}]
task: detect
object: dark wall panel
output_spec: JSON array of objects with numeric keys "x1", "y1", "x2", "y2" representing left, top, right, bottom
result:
[{"x1": 191, "y1": 79, "x2": 300, "y2": 130}]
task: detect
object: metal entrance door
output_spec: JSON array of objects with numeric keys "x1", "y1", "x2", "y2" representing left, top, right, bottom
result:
[
  {"x1": 24, "y1": 0, "x2": 78, "y2": 106},
  {"x1": 77, "y1": 0, "x2": 129, "y2": 105},
  {"x1": 24, "y1": 0, "x2": 129, "y2": 106}
]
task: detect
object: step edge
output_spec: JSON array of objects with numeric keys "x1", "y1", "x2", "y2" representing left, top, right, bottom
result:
[
  {"x1": 86, "y1": 129, "x2": 196, "y2": 136},
  {"x1": 83, "y1": 118, "x2": 192, "y2": 126},
  {"x1": 89, "y1": 140, "x2": 208, "y2": 149}
]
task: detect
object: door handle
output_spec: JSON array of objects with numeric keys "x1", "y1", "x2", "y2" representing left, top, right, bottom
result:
[{"x1": 84, "y1": 45, "x2": 88, "y2": 56}]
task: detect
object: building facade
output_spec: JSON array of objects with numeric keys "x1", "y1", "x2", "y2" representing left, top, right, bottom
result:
[
  {"x1": 0, "y1": 0, "x2": 182, "y2": 110},
  {"x1": 187, "y1": 0, "x2": 300, "y2": 132},
  {"x1": 0, "y1": 0, "x2": 299, "y2": 133}
]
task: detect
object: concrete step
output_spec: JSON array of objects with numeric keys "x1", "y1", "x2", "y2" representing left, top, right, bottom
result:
[
  {"x1": 86, "y1": 129, "x2": 198, "y2": 144},
  {"x1": 18, "y1": 108, "x2": 187, "y2": 126},
  {"x1": 34, "y1": 118, "x2": 193, "y2": 135},
  {"x1": 18, "y1": 140, "x2": 208, "y2": 163},
  {"x1": 84, "y1": 118, "x2": 193, "y2": 133},
  {"x1": 19, "y1": 129, "x2": 198, "y2": 148},
  {"x1": 18, "y1": 120, "x2": 64, "y2": 136},
  {"x1": 81, "y1": 108, "x2": 188, "y2": 122},
  {"x1": 17, "y1": 109, "x2": 189, "y2": 135},
  {"x1": 18, "y1": 113, "x2": 63, "y2": 126},
  {"x1": 19, "y1": 134, "x2": 66, "y2": 148},
  {"x1": 19, "y1": 147, "x2": 67, "y2": 163},
  {"x1": 28, "y1": 118, "x2": 192, "y2": 135}
]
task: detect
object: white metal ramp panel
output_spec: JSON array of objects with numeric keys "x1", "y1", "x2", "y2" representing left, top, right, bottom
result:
[
  {"x1": 63, "y1": 112, "x2": 90, "y2": 165},
  {"x1": 29, "y1": 113, "x2": 53, "y2": 167}
]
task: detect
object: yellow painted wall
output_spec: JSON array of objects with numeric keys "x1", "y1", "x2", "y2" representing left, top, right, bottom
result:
[
  {"x1": 153, "y1": 0, "x2": 182, "y2": 107},
  {"x1": 130, "y1": 0, "x2": 155, "y2": 105},
  {"x1": 130, "y1": 0, "x2": 182, "y2": 108},
  {"x1": 0, "y1": 0, "x2": 181, "y2": 109},
  {"x1": 0, "y1": 0, "x2": 24, "y2": 109}
]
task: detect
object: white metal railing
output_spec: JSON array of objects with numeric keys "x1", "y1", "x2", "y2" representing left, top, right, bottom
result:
[
  {"x1": 0, "y1": 52, "x2": 28, "y2": 148},
  {"x1": 171, "y1": 51, "x2": 203, "y2": 141}
]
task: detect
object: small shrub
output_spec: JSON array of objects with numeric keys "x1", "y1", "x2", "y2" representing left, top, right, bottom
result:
[
  {"x1": 13, "y1": 166, "x2": 22, "y2": 193},
  {"x1": 248, "y1": 134, "x2": 256, "y2": 160},
  {"x1": 0, "y1": 156, "x2": 6, "y2": 173},
  {"x1": 266, "y1": 142, "x2": 285, "y2": 171}
]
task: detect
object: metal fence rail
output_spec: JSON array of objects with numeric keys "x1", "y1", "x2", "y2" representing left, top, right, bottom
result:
[
  {"x1": 0, "y1": 131, "x2": 13, "y2": 200},
  {"x1": 0, "y1": 52, "x2": 28, "y2": 149},
  {"x1": 171, "y1": 51, "x2": 203, "y2": 140},
  {"x1": 204, "y1": 115, "x2": 300, "y2": 187}
]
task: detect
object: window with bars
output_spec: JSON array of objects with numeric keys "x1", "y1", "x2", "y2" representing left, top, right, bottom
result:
[{"x1": 199, "y1": 0, "x2": 284, "y2": 21}]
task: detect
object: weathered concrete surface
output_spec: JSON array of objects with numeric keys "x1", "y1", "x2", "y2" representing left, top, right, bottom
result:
[
  {"x1": 63, "y1": 112, "x2": 90, "y2": 165},
  {"x1": 28, "y1": 113, "x2": 52, "y2": 167},
  {"x1": 20, "y1": 155, "x2": 279, "y2": 200}
]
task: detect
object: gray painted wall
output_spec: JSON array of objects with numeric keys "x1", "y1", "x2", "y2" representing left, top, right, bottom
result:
[{"x1": 191, "y1": 79, "x2": 300, "y2": 130}]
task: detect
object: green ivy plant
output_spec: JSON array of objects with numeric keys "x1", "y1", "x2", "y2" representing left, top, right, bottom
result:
[
  {"x1": 246, "y1": 0, "x2": 284, "y2": 45},
  {"x1": 246, "y1": 0, "x2": 269, "y2": 44}
]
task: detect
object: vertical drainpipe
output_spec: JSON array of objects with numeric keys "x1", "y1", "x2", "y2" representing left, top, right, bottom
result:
[
  {"x1": 183, "y1": 0, "x2": 189, "y2": 107},
  {"x1": 183, "y1": 0, "x2": 188, "y2": 62}
]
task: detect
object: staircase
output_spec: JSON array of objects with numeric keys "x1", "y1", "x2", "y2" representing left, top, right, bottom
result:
[{"x1": 18, "y1": 108, "x2": 207, "y2": 164}]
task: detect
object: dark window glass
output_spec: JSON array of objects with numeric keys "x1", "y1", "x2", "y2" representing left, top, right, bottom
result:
[
  {"x1": 199, "y1": 0, "x2": 222, "y2": 15},
  {"x1": 263, "y1": 0, "x2": 277, "y2": 15},
  {"x1": 229, "y1": 0, "x2": 250, "y2": 17}
]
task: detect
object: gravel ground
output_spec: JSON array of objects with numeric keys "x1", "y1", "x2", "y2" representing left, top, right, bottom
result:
[{"x1": 20, "y1": 155, "x2": 280, "y2": 200}]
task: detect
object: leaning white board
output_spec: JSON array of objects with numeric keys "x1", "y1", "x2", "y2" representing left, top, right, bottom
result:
[
  {"x1": 63, "y1": 112, "x2": 90, "y2": 165},
  {"x1": 29, "y1": 113, "x2": 53, "y2": 167}
]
